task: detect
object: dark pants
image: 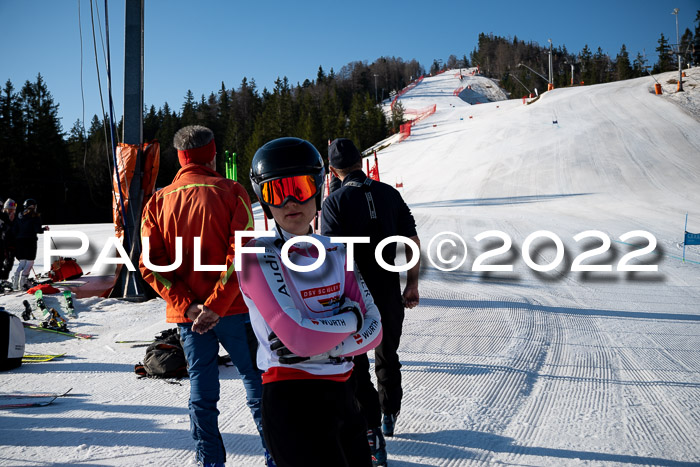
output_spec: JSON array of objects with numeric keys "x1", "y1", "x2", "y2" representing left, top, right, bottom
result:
[
  {"x1": 179, "y1": 314, "x2": 265, "y2": 465},
  {"x1": 353, "y1": 292, "x2": 405, "y2": 428},
  {"x1": 262, "y1": 378, "x2": 371, "y2": 467}
]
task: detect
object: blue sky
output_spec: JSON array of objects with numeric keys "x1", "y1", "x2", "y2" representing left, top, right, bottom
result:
[{"x1": 1, "y1": 0, "x2": 698, "y2": 132}]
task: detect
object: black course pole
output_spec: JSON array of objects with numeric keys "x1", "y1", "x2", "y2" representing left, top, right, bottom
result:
[{"x1": 118, "y1": 0, "x2": 146, "y2": 301}]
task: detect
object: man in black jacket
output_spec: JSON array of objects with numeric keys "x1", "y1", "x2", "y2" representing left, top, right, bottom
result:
[
  {"x1": 12, "y1": 199, "x2": 48, "y2": 290},
  {"x1": 321, "y1": 138, "x2": 420, "y2": 467}
]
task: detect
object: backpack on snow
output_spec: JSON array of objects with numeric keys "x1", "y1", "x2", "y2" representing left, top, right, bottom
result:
[
  {"x1": 0, "y1": 309, "x2": 25, "y2": 371},
  {"x1": 134, "y1": 328, "x2": 188, "y2": 379},
  {"x1": 50, "y1": 257, "x2": 84, "y2": 282}
]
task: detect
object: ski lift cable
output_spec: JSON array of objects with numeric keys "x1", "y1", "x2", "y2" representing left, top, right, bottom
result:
[
  {"x1": 93, "y1": 0, "x2": 109, "y2": 73},
  {"x1": 78, "y1": 0, "x2": 85, "y2": 141},
  {"x1": 89, "y1": 0, "x2": 119, "y2": 209},
  {"x1": 78, "y1": 0, "x2": 99, "y2": 207},
  {"x1": 103, "y1": 0, "x2": 132, "y2": 248}
]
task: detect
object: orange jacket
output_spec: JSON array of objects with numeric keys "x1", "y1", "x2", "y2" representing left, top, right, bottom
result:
[{"x1": 139, "y1": 164, "x2": 254, "y2": 323}]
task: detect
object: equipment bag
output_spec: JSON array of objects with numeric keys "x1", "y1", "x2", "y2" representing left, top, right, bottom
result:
[
  {"x1": 134, "y1": 328, "x2": 188, "y2": 379},
  {"x1": 51, "y1": 257, "x2": 84, "y2": 282},
  {"x1": 0, "y1": 310, "x2": 25, "y2": 371}
]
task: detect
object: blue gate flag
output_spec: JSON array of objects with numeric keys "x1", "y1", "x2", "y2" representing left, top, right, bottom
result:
[{"x1": 686, "y1": 232, "x2": 700, "y2": 246}]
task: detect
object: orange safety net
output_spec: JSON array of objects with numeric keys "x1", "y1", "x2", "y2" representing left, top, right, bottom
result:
[
  {"x1": 112, "y1": 141, "x2": 160, "y2": 237},
  {"x1": 399, "y1": 104, "x2": 436, "y2": 143},
  {"x1": 391, "y1": 75, "x2": 424, "y2": 110}
]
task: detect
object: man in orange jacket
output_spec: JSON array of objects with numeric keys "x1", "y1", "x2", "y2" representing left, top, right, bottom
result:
[{"x1": 140, "y1": 125, "x2": 269, "y2": 467}]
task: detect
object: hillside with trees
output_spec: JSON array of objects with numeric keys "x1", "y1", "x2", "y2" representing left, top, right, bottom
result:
[{"x1": 2, "y1": 15, "x2": 699, "y2": 224}]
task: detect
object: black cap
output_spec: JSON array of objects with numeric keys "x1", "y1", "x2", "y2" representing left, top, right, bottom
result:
[{"x1": 328, "y1": 138, "x2": 361, "y2": 169}]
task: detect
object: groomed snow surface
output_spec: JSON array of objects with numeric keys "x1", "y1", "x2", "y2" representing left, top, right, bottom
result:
[{"x1": 2, "y1": 68, "x2": 700, "y2": 466}]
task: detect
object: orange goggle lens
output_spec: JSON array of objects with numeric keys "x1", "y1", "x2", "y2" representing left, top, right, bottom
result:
[{"x1": 260, "y1": 175, "x2": 317, "y2": 207}]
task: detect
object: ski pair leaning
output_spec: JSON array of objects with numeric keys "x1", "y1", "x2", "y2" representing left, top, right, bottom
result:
[{"x1": 30, "y1": 289, "x2": 76, "y2": 326}]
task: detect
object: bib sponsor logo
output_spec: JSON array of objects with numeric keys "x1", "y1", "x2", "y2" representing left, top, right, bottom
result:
[
  {"x1": 301, "y1": 283, "x2": 340, "y2": 298},
  {"x1": 301, "y1": 283, "x2": 342, "y2": 313}
]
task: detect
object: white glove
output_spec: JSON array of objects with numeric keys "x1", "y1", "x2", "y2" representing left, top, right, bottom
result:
[{"x1": 306, "y1": 343, "x2": 343, "y2": 361}]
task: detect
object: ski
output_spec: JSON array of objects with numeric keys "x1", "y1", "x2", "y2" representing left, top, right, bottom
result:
[
  {"x1": 62, "y1": 290, "x2": 76, "y2": 318},
  {"x1": 0, "y1": 396, "x2": 58, "y2": 409},
  {"x1": 34, "y1": 289, "x2": 47, "y2": 316},
  {"x1": 0, "y1": 388, "x2": 73, "y2": 399},
  {"x1": 23, "y1": 322, "x2": 94, "y2": 339},
  {"x1": 22, "y1": 353, "x2": 67, "y2": 363}
]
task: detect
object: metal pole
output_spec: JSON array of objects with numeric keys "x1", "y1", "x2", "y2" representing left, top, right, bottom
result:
[
  {"x1": 373, "y1": 74, "x2": 378, "y2": 103},
  {"x1": 119, "y1": 0, "x2": 145, "y2": 300},
  {"x1": 548, "y1": 39, "x2": 553, "y2": 89},
  {"x1": 673, "y1": 8, "x2": 683, "y2": 92},
  {"x1": 571, "y1": 64, "x2": 574, "y2": 86},
  {"x1": 683, "y1": 213, "x2": 688, "y2": 262}
]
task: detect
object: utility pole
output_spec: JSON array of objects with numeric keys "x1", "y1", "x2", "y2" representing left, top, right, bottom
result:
[
  {"x1": 548, "y1": 39, "x2": 554, "y2": 90},
  {"x1": 119, "y1": 0, "x2": 146, "y2": 301},
  {"x1": 672, "y1": 8, "x2": 683, "y2": 92},
  {"x1": 570, "y1": 63, "x2": 574, "y2": 86},
  {"x1": 373, "y1": 73, "x2": 379, "y2": 103}
]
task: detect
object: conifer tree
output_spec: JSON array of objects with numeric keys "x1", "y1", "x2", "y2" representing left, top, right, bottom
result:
[
  {"x1": 615, "y1": 44, "x2": 633, "y2": 81},
  {"x1": 155, "y1": 102, "x2": 180, "y2": 188},
  {"x1": 579, "y1": 45, "x2": 593, "y2": 84},
  {"x1": 693, "y1": 10, "x2": 700, "y2": 66},
  {"x1": 633, "y1": 52, "x2": 647, "y2": 78},
  {"x1": 0, "y1": 80, "x2": 25, "y2": 192},
  {"x1": 143, "y1": 105, "x2": 158, "y2": 141},
  {"x1": 180, "y1": 89, "x2": 196, "y2": 126},
  {"x1": 680, "y1": 28, "x2": 693, "y2": 68},
  {"x1": 18, "y1": 74, "x2": 67, "y2": 222},
  {"x1": 654, "y1": 33, "x2": 673, "y2": 73}
]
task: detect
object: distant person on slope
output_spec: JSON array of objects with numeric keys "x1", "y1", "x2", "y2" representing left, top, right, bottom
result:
[
  {"x1": 322, "y1": 138, "x2": 421, "y2": 467},
  {"x1": 238, "y1": 137, "x2": 383, "y2": 467},
  {"x1": 12, "y1": 199, "x2": 48, "y2": 290},
  {"x1": 139, "y1": 125, "x2": 269, "y2": 467}
]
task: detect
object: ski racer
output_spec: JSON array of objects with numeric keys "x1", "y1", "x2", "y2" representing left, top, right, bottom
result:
[{"x1": 237, "y1": 137, "x2": 383, "y2": 467}]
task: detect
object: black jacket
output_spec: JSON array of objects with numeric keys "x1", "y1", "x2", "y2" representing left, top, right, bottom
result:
[
  {"x1": 321, "y1": 170, "x2": 417, "y2": 291},
  {"x1": 15, "y1": 211, "x2": 44, "y2": 240}
]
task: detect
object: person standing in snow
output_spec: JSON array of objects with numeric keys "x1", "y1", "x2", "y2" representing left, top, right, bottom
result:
[
  {"x1": 139, "y1": 125, "x2": 269, "y2": 467},
  {"x1": 12, "y1": 199, "x2": 48, "y2": 290},
  {"x1": 0, "y1": 199, "x2": 18, "y2": 282},
  {"x1": 321, "y1": 138, "x2": 421, "y2": 466},
  {"x1": 237, "y1": 137, "x2": 383, "y2": 467}
]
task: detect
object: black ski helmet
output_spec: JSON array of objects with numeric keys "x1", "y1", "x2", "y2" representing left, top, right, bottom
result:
[
  {"x1": 23, "y1": 199, "x2": 37, "y2": 210},
  {"x1": 250, "y1": 137, "x2": 325, "y2": 219}
]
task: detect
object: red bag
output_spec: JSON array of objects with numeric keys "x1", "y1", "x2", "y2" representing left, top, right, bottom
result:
[
  {"x1": 50, "y1": 258, "x2": 84, "y2": 282},
  {"x1": 26, "y1": 284, "x2": 61, "y2": 295}
]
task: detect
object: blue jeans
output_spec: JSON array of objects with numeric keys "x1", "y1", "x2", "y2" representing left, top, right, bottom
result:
[{"x1": 179, "y1": 313, "x2": 265, "y2": 464}]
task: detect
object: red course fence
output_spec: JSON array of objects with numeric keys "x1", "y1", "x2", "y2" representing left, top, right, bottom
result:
[
  {"x1": 399, "y1": 104, "x2": 436, "y2": 142},
  {"x1": 391, "y1": 75, "x2": 424, "y2": 110}
]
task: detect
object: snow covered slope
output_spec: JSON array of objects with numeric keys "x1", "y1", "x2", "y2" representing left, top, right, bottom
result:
[{"x1": 1, "y1": 69, "x2": 699, "y2": 466}]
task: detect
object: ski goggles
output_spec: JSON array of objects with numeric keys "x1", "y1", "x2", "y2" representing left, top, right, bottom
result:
[{"x1": 260, "y1": 175, "x2": 318, "y2": 207}]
